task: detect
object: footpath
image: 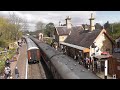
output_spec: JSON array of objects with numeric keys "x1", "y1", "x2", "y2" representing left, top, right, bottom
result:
[
  {"x1": 11, "y1": 42, "x2": 27, "y2": 79},
  {"x1": 10, "y1": 53, "x2": 20, "y2": 79}
]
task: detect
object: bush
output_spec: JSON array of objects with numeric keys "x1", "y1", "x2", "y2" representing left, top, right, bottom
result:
[
  {"x1": 0, "y1": 47, "x2": 4, "y2": 51},
  {"x1": 44, "y1": 37, "x2": 52, "y2": 45},
  {"x1": 0, "y1": 47, "x2": 16, "y2": 74},
  {"x1": 0, "y1": 40, "x2": 9, "y2": 48},
  {"x1": 0, "y1": 60, "x2": 5, "y2": 74},
  {"x1": 8, "y1": 51, "x2": 16, "y2": 59},
  {"x1": 47, "y1": 38, "x2": 52, "y2": 45}
]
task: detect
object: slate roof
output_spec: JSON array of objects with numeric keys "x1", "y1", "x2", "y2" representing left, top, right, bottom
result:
[
  {"x1": 55, "y1": 26, "x2": 71, "y2": 36},
  {"x1": 64, "y1": 29, "x2": 102, "y2": 48},
  {"x1": 56, "y1": 25, "x2": 114, "y2": 49},
  {"x1": 55, "y1": 26, "x2": 83, "y2": 36}
]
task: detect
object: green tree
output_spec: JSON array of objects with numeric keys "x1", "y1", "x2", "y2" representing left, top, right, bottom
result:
[
  {"x1": 95, "y1": 23, "x2": 102, "y2": 30},
  {"x1": 44, "y1": 22, "x2": 55, "y2": 37},
  {"x1": 103, "y1": 21, "x2": 120, "y2": 40},
  {"x1": 0, "y1": 12, "x2": 24, "y2": 47},
  {"x1": 110, "y1": 22, "x2": 120, "y2": 39},
  {"x1": 104, "y1": 21, "x2": 111, "y2": 33}
]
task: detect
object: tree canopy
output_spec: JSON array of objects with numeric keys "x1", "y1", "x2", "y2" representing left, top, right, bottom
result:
[
  {"x1": 44, "y1": 22, "x2": 55, "y2": 37},
  {"x1": 103, "y1": 21, "x2": 120, "y2": 39},
  {"x1": 34, "y1": 22, "x2": 55, "y2": 37},
  {"x1": 0, "y1": 12, "x2": 27, "y2": 47},
  {"x1": 95, "y1": 23, "x2": 102, "y2": 30}
]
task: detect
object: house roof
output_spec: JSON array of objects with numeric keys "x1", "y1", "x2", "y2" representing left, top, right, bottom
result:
[
  {"x1": 65, "y1": 29, "x2": 102, "y2": 48},
  {"x1": 55, "y1": 26, "x2": 83, "y2": 36},
  {"x1": 55, "y1": 26, "x2": 71, "y2": 36}
]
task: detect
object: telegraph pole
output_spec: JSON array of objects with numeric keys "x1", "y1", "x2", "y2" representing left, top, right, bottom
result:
[
  {"x1": 112, "y1": 24, "x2": 113, "y2": 33},
  {"x1": 112, "y1": 24, "x2": 114, "y2": 38},
  {"x1": 92, "y1": 42, "x2": 96, "y2": 72}
]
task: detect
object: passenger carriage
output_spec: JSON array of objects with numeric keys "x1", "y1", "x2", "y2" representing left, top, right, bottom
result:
[{"x1": 25, "y1": 37, "x2": 40, "y2": 64}]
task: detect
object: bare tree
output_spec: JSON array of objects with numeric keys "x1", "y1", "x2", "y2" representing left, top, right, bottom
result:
[
  {"x1": 8, "y1": 12, "x2": 23, "y2": 40},
  {"x1": 22, "y1": 19, "x2": 29, "y2": 31},
  {"x1": 35, "y1": 21, "x2": 45, "y2": 33}
]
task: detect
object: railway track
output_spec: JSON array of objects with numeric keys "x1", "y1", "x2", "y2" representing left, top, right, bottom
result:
[{"x1": 28, "y1": 63, "x2": 46, "y2": 79}]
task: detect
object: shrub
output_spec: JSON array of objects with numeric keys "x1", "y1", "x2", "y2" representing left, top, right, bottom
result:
[
  {"x1": 0, "y1": 60, "x2": 5, "y2": 74},
  {"x1": 0, "y1": 40, "x2": 9, "y2": 48}
]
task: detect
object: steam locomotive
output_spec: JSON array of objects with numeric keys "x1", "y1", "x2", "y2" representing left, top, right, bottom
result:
[{"x1": 29, "y1": 36, "x2": 99, "y2": 79}]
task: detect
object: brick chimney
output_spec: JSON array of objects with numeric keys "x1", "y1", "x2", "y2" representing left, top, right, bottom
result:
[
  {"x1": 89, "y1": 13, "x2": 95, "y2": 31},
  {"x1": 59, "y1": 21, "x2": 61, "y2": 26},
  {"x1": 65, "y1": 16, "x2": 72, "y2": 29},
  {"x1": 84, "y1": 24, "x2": 89, "y2": 30}
]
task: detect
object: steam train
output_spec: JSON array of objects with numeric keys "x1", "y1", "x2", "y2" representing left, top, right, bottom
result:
[
  {"x1": 25, "y1": 36, "x2": 40, "y2": 64},
  {"x1": 29, "y1": 36, "x2": 100, "y2": 79}
]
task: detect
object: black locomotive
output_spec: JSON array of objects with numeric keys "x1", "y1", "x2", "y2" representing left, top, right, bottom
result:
[{"x1": 30, "y1": 36, "x2": 99, "y2": 79}]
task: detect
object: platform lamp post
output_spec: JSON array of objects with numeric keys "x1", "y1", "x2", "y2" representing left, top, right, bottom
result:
[
  {"x1": 104, "y1": 59, "x2": 108, "y2": 79},
  {"x1": 111, "y1": 24, "x2": 114, "y2": 39},
  {"x1": 92, "y1": 42, "x2": 97, "y2": 72}
]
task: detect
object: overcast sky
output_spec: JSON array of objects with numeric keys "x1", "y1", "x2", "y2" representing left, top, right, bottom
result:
[{"x1": 0, "y1": 11, "x2": 120, "y2": 31}]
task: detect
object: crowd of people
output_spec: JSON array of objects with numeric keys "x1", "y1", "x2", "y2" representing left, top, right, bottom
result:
[
  {"x1": 2, "y1": 38, "x2": 26, "y2": 79},
  {"x1": 3, "y1": 39, "x2": 22, "y2": 79},
  {"x1": 4, "y1": 58, "x2": 12, "y2": 79},
  {"x1": 77, "y1": 56, "x2": 102, "y2": 73},
  {"x1": 4, "y1": 58, "x2": 20, "y2": 79},
  {"x1": 51, "y1": 44, "x2": 102, "y2": 73}
]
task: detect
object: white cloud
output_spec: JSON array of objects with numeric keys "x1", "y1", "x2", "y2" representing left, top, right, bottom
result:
[{"x1": 0, "y1": 11, "x2": 96, "y2": 31}]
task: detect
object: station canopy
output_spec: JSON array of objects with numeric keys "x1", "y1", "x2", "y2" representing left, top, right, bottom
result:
[{"x1": 60, "y1": 42, "x2": 90, "y2": 53}]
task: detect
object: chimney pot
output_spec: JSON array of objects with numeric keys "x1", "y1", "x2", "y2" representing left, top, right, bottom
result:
[
  {"x1": 65, "y1": 16, "x2": 72, "y2": 29},
  {"x1": 89, "y1": 13, "x2": 95, "y2": 31},
  {"x1": 59, "y1": 21, "x2": 61, "y2": 26}
]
